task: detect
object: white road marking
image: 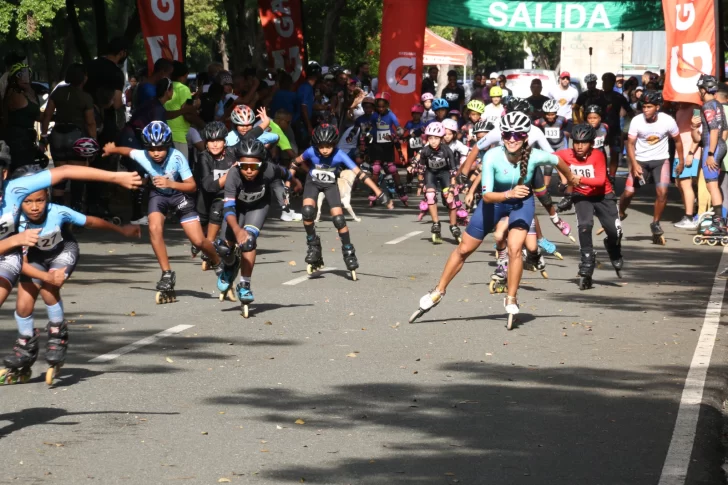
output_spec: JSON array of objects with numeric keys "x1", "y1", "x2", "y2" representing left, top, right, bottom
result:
[
  {"x1": 385, "y1": 231, "x2": 423, "y2": 245},
  {"x1": 658, "y1": 245, "x2": 728, "y2": 484},
  {"x1": 283, "y1": 267, "x2": 337, "y2": 286},
  {"x1": 89, "y1": 324, "x2": 195, "y2": 363}
]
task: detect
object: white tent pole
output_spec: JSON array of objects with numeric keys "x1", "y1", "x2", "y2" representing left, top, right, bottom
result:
[{"x1": 463, "y1": 64, "x2": 467, "y2": 83}]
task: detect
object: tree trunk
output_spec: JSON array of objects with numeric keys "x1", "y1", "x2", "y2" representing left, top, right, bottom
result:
[
  {"x1": 223, "y1": 0, "x2": 243, "y2": 71},
  {"x1": 59, "y1": 29, "x2": 75, "y2": 84},
  {"x1": 320, "y1": 0, "x2": 347, "y2": 66},
  {"x1": 92, "y1": 0, "x2": 108, "y2": 55},
  {"x1": 40, "y1": 27, "x2": 56, "y2": 85},
  {"x1": 436, "y1": 66, "x2": 449, "y2": 97},
  {"x1": 66, "y1": 0, "x2": 92, "y2": 64},
  {"x1": 123, "y1": 5, "x2": 141, "y2": 48},
  {"x1": 219, "y1": 32, "x2": 229, "y2": 70}
]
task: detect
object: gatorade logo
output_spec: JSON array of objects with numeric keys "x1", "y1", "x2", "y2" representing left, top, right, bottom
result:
[{"x1": 386, "y1": 57, "x2": 416, "y2": 95}]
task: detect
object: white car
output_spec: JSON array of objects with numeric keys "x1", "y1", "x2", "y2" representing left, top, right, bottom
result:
[{"x1": 501, "y1": 69, "x2": 558, "y2": 99}]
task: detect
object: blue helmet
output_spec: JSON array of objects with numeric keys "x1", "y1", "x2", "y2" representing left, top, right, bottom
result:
[
  {"x1": 432, "y1": 98, "x2": 449, "y2": 111},
  {"x1": 142, "y1": 121, "x2": 173, "y2": 148}
]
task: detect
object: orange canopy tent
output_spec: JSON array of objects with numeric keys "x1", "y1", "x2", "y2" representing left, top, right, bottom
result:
[{"x1": 423, "y1": 28, "x2": 473, "y2": 80}]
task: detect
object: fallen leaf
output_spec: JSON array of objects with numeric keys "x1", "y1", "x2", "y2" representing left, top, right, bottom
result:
[
  {"x1": 349, "y1": 312, "x2": 355, "y2": 316},
  {"x1": 260, "y1": 449, "x2": 269, "y2": 453},
  {"x1": 201, "y1": 431, "x2": 208, "y2": 435},
  {"x1": 43, "y1": 442, "x2": 63, "y2": 447},
  {"x1": 445, "y1": 472, "x2": 456, "y2": 476},
  {"x1": 264, "y1": 321, "x2": 273, "y2": 326},
  {"x1": 331, "y1": 248, "x2": 336, "y2": 252},
  {"x1": 130, "y1": 311, "x2": 136, "y2": 317},
  {"x1": 485, "y1": 353, "x2": 493, "y2": 356},
  {"x1": 288, "y1": 261, "x2": 297, "y2": 266},
  {"x1": 346, "y1": 353, "x2": 358, "y2": 358},
  {"x1": 165, "y1": 357, "x2": 174, "y2": 363},
  {"x1": 218, "y1": 479, "x2": 231, "y2": 483},
  {"x1": 295, "y1": 419, "x2": 306, "y2": 425},
  {"x1": 276, "y1": 425, "x2": 283, "y2": 429}
]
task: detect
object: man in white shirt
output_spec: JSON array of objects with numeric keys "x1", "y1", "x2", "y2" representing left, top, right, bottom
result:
[{"x1": 548, "y1": 72, "x2": 579, "y2": 121}]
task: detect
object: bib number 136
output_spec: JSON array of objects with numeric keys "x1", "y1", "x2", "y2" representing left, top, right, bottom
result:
[{"x1": 570, "y1": 165, "x2": 594, "y2": 178}]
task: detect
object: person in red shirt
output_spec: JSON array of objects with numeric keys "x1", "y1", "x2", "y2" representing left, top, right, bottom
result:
[{"x1": 556, "y1": 124, "x2": 623, "y2": 290}]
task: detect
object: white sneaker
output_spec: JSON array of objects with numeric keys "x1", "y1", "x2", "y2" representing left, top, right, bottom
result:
[
  {"x1": 131, "y1": 216, "x2": 148, "y2": 225},
  {"x1": 674, "y1": 216, "x2": 698, "y2": 230},
  {"x1": 280, "y1": 211, "x2": 293, "y2": 222},
  {"x1": 290, "y1": 210, "x2": 302, "y2": 221}
]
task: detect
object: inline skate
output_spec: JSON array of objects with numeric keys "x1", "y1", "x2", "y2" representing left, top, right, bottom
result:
[
  {"x1": 556, "y1": 194, "x2": 573, "y2": 213},
  {"x1": 305, "y1": 235, "x2": 325, "y2": 275},
  {"x1": 431, "y1": 222, "x2": 442, "y2": 244},
  {"x1": 0, "y1": 331, "x2": 39, "y2": 384},
  {"x1": 450, "y1": 225, "x2": 462, "y2": 244},
  {"x1": 341, "y1": 243, "x2": 359, "y2": 281},
  {"x1": 409, "y1": 288, "x2": 445, "y2": 323},
  {"x1": 577, "y1": 250, "x2": 596, "y2": 290},
  {"x1": 538, "y1": 237, "x2": 563, "y2": 260},
  {"x1": 650, "y1": 221, "x2": 666, "y2": 245},
  {"x1": 504, "y1": 295, "x2": 519, "y2": 330},
  {"x1": 236, "y1": 281, "x2": 254, "y2": 318},
  {"x1": 417, "y1": 199, "x2": 428, "y2": 222},
  {"x1": 552, "y1": 217, "x2": 576, "y2": 243},
  {"x1": 156, "y1": 270, "x2": 176, "y2": 304},
  {"x1": 489, "y1": 247, "x2": 508, "y2": 294},
  {"x1": 45, "y1": 320, "x2": 68, "y2": 385},
  {"x1": 692, "y1": 214, "x2": 728, "y2": 246},
  {"x1": 603, "y1": 238, "x2": 623, "y2": 278},
  {"x1": 523, "y1": 248, "x2": 548, "y2": 279}
]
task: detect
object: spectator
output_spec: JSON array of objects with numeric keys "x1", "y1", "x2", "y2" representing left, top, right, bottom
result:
[
  {"x1": 295, "y1": 64, "x2": 320, "y2": 147},
  {"x1": 200, "y1": 82, "x2": 225, "y2": 123},
  {"x1": 269, "y1": 72, "x2": 298, "y2": 122},
  {"x1": 547, "y1": 71, "x2": 578, "y2": 120},
  {"x1": 134, "y1": 58, "x2": 174, "y2": 108},
  {"x1": 421, "y1": 66, "x2": 439, "y2": 96},
  {"x1": 497, "y1": 75, "x2": 513, "y2": 99},
  {"x1": 469, "y1": 72, "x2": 487, "y2": 102},
  {"x1": 84, "y1": 36, "x2": 128, "y2": 145},
  {"x1": 2, "y1": 63, "x2": 41, "y2": 171},
  {"x1": 353, "y1": 62, "x2": 372, "y2": 91},
  {"x1": 165, "y1": 61, "x2": 203, "y2": 160},
  {"x1": 441, "y1": 69, "x2": 465, "y2": 113},
  {"x1": 124, "y1": 74, "x2": 138, "y2": 108},
  {"x1": 203, "y1": 62, "x2": 224, "y2": 93},
  {"x1": 274, "y1": 108, "x2": 298, "y2": 155},
  {"x1": 0, "y1": 52, "x2": 25, "y2": 109},
  {"x1": 526, "y1": 79, "x2": 549, "y2": 119}
]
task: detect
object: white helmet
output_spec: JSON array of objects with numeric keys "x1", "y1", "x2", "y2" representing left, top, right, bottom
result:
[
  {"x1": 489, "y1": 72, "x2": 499, "y2": 79},
  {"x1": 542, "y1": 99, "x2": 560, "y2": 113},
  {"x1": 500, "y1": 111, "x2": 531, "y2": 133},
  {"x1": 441, "y1": 119, "x2": 459, "y2": 132}
]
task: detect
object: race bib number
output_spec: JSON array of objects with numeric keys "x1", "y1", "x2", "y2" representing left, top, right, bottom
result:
[
  {"x1": 570, "y1": 164, "x2": 595, "y2": 178},
  {"x1": 213, "y1": 169, "x2": 229, "y2": 181},
  {"x1": 409, "y1": 136, "x2": 423, "y2": 149},
  {"x1": 376, "y1": 130, "x2": 391, "y2": 143},
  {"x1": 429, "y1": 157, "x2": 447, "y2": 170},
  {"x1": 0, "y1": 212, "x2": 16, "y2": 240},
  {"x1": 544, "y1": 127, "x2": 561, "y2": 139},
  {"x1": 37, "y1": 227, "x2": 62, "y2": 251},
  {"x1": 312, "y1": 168, "x2": 336, "y2": 184},
  {"x1": 593, "y1": 136, "x2": 605, "y2": 149},
  {"x1": 238, "y1": 186, "x2": 266, "y2": 203}
]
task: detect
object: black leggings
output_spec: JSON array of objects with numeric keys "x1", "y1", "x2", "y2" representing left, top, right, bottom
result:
[{"x1": 574, "y1": 192, "x2": 622, "y2": 255}]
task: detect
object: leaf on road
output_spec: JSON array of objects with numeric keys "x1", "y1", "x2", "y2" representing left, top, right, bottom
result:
[
  {"x1": 260, "y1": 449, "x2": 269, "y2": 452},
  {"x1": 288, "y1": 261, "x2": 297, "y2": 266},
  {"x1": 485, "y1": 353, "x2": 493, "y2": 356},
  {"x1": 264, "y1": 321, "x2": 273, "y2": 326},
  {"x1": 346, "y1": 352, "x2": 358, "y2": 358},
  {"x1": 391, "y1": 322, "x2": 400, "y2": 328},
  {"x1": 276, "y1": 425, "x2": 283, "y2": 429},
  {"x1": 295, "y1": 419, "x2": 306, "y2": 425},
  {"x1": 218, "y1": 479, "x2": 231, "y2": 483},
  {"x1": 165, "y1": 357, "x2": 174, "y2": 363},
  {"x1": 43, "y1": 442, "x2": 63, "y2": 447},
  {"x1": 349, "y1": 312, "x2": 355, "y2": 316}
]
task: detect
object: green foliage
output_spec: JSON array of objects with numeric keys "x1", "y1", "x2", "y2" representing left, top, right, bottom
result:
[
  {"x1": 0, "y1": 0, "x2": 65, "y2": 40},
  {"x1": 184, "y1": 0, "x2": 226, "y2": 71}
]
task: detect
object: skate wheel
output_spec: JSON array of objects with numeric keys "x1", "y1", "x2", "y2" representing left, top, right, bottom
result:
[
  {"x1": 456, "y1": 237, "x2": 462, "y2": 244},
  {"x1": 693, "y1": 235, "x2": 703, "y2": 245},
  {"x1": 507, "y1": 313, "x2": 515, "y2": 330},
  {"x1": 201, "y1": 261, "x2": 209, "y2": 271},
  {"x1": 45, "y1": 367, "x2": 56, "y2": 385},
  {"x1": 541, "y1": 271, "x2": 548, "y2": 279},
  {"x1": 218, "y1": 292, "x2": 225, "y2": 302},
  {"x1": 409, "y1": 309, "x2": 424, "y2": 324},
  {"x1": 723, "y1": 237, "x2": 728, "y2": 246},
  {"x1": 350, "y1": 270, "x2": 357, "y2": 281},
  {"x1": 112, "y1": 217, "x2": 122, "y2": 226},
  {"x1": 307, "y1": 264, "x2": 314, "y2": 275},
  {"x1": 0, "y1": 368, "x2": 7, "y2": 384},
  {"x1": 596, "y1": 228, "x2": 605, "y2": 235},
  {"x1": 708, "y1": 239, "x2": 718, "y2": 246},
  {"x1": 489, "y1": 280, "x2": 497, "y2": 294},
  {"x1": 228, "y1": 289, "x2": 237, "y2": 302},
  {"x1": 553, "y1": 252, "x2": 563, "y2": 260},
  {"x1": 568, "y1": 235, "x2": 576, "y2": 243},
  {"x1": 242, "y1": 305, "x2": 249, "y2": 319},
  {"x1": 155, "y1": 292, "x2": 164, "y2": 304},
  {"x1": 615, "y1": 269, "x2": 622, "y2": 279},
  {"x1": 579, "y1": 277, "x2": 592, "y2": 291}
]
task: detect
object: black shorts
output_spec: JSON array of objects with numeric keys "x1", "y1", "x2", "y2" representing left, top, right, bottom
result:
[
  {"x1": 606, "y1": 126, "x2": 622, "y2": 149},
  {"x1": 424, "y1": 170, "x2": 451, "y2": 191},
  {"x1": 369, "y1": 142, "x2": 395, "y2": 163},
  {"x1": 21, "y1": 239, "x2": 79, "y2": 286},
  {"x1": 148, "y1": 191, "x2": 199, "y2": 224},
  {"x1": 302, "y1": 174, "x2": 342, "y2": 208},
  {"x1": 0, "y1": 248, "x2": 23, "y2": 286},
  {"x1": 49, "y1": 124, "x2": 84, "y2": 162},
  {"x1": 221, "y1": 202, "x2": 269, "y2": 242}
]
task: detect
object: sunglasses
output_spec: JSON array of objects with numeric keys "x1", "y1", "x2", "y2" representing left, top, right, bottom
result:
[
  {"x1": 238, "y1": 161, "x2": 262, "y2": 170},
  {"x1": 501, "y1": 131, "x2": 528, "y2": 141}
]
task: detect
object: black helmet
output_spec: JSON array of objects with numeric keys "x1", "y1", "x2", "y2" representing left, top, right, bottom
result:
[
  {"x1": 472, "y1": 120, "x2": 490, "y2": 134},
  {"x1": 311, "y1": 123, "x2": 339, "y2": 145},
  {"x1": 10, "y1": 164, "x2": 44, "y2": 180},
  {"x1": 234, "y1": 138, "x2": 266, "y2": 161},
  {"x1": 571, "y1": 124, "x2": 596, "y2": 143},
  {"x1": 641, "y1": 90, "x2": 663, "y2": 106},
  {"x1": 585, "y1": 105, "x2": 602, "y2": 115},
  {"x1": 203, "y1": 121, "x2": 228, "y2": 141},
  {"x1": 697, "y1": 74, "x2": 719, "y2": 94},
  {"x1": 505, "y1": 97, "x2": 531, "y2": 114},
  {"x1": 305, "y1": 62, "x2": 322, "y2": 78},
  {"x1": 0, "y1": 141, "x2": 10, "y2": 167}
]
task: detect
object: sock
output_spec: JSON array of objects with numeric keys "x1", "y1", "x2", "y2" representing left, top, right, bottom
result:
[
  {"x1": 713, "y1": 205, "x2": 722, "y2": 223},
  {"x1": 15, "y1": 312, "x2": 34, "y2": 337},
  {"x1": 550, "y1": 214, "x2": 560, "y2": 224},
  {"x1": 339, "y1": 231, "x2": 351, "y2": 245},
  {"x1": 240, "y1": 276, "x2": 250, "y2": 284},
  {"x1": 304, "y1": 224, "x2": 316, "y2": 238},
  {"x1": 46, "y1": 302, "x2": 64, "y2": 323},
  {"x1": 281, "y1": 204, "x2": 291, "y2": 212}
]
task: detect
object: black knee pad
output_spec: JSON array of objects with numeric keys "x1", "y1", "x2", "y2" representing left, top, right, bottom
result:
[
  {"x1": 536, "y1": 192, "x2": 553, "y2": 208},
  {"x1": 578, "y1": 224, "x2": 594, "y2": 234},
  {"x1": 301, "y1": 205, "x2": 316, "y2": 222},
  {"x1": 241, "y1": 227, "x2": 259, "y2": 252},
  {"x1": 332, "y1": 214, "x2": 347, "y2": 230}
]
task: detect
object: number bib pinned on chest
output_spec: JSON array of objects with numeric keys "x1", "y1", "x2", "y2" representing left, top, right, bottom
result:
[
  {"x1": 0, "y1": 212, "x2": 16, "y2": 240},
  {"x1": 37, "y1": 226, "x2": 62, "y2": 251},
  {"x1": 376, "y1": 122, "x2": 391, "y2": 143},
  {"x1": 213, "y1": 169, "x2": 229, "y2": 181},
  {"x1": 570, "y1": 164, "x2": 595, "y2": 178},
  {"x1": 238, "y1": 186, "x2": 266, "y2": 204},
  {"x1": 544, "y1": 127, "x2": 561, "y2": 139},
  {"x1": 311, "y1": 167, "x2": 337, "y2": 184}
]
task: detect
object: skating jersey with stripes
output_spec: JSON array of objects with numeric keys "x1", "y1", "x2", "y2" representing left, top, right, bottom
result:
[
  {"x1": 700, "y1": 99, "x2": 727, "y2": 152},
  {"x1": 301, "y1": 147, "x2": 358, "y2": 184},
  {"x1": 198, "y1": 148, "x2": 237, "y2": 198},
  {"x1": 481, "y1": 147, "x2": 559, "y2": 193},
  {"x1": 533, "y1": 116, "x2": 567, "y2": 148},
  {"x1": 0, "y1": 170, "x2": 53, "y2": 244},
  {"x1": 20, "y1": 203, "x2": 87, "y2": 251},
  {"x1": 130, "y1": 147, "x2": 193, "y2": 196},
  {"x1": 223, "y1": 163, "x2": 291, "y2": 208}
]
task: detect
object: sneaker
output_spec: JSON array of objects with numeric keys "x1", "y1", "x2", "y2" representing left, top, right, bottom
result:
[
  {"x1": 289, "y1": 210, "x2": 302, "y2": 221},
  {"x1": 280, "y1": 210, "x2": 293, "y2": 222},
  {"x1": 674, "y1": 216, "x2": 698, "y2": 230},
  {"x1": 131, "y1": 215, "x2": 148, "y2": 225}
]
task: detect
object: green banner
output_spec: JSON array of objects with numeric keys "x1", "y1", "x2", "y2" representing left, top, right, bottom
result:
[{"x1": 427, "y1": 0, "x2": 665, "y2": 32}]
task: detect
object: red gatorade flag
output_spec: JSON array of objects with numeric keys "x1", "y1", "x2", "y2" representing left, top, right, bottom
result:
[
  {"x1": 662, "y1": 0, "x2": 716, "y2": 104},
  {"x1": 258, "y1": 0, "x2": 306, "y2": 87},
  {"x1": 137, "y1": 0, "x2": 183, "y2": 72}
]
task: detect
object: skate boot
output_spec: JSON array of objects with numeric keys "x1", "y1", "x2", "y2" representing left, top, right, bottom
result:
[
  {"x1": 155, "y1": 270, "x2": 176, "y2": 304},
  {"x1": 556, "y1": 194, "x2": 573, "y2": 213},
  {"x1": 45, "y1": 320, "x2": 68, "y2": 385},
  {"x1": 368, "y1": 194, "x2": 376, "y2": 207},
  {"x1": 396, "y1": 185, "x2": 409, "y2": 206},
  {"x1": 417, "y1": 199, "x2": 428, "y2": 222},
  {"x1": 504, "y1": 295, "x2": 519, "y2": 330},
  {"x1": 216, "y1": 256, "x2": 239, "y2": 302},
  {"x1": 603, "y1": 238, "x2": 624, "y2": 278},
  {"x1": 200, "y1": 253, "x2": 210, "y2": 271},
  {"x1": 431, "y1": 222, "x2": 442, "y2": 244},
  {"x1": 693, "y1": 216, "x2": 728, "y2": 246},
  {"x1": 450, "y1": 225, "x2": 462, "y2": 244},
  {"x1": 489, "y1": 247, "x2": 508, "y2": 294},
  {"x1": 523, "y1": 248, "x2": 548, "y2": 279},
  {"x1": 552, "y1": 217, "x2": 576, "y2": 242},
  {"x1": 538, "y1": 237, "x2": 563, "y2": 260},
  {"x1": 190, "y1": 245, "x2": 200, "y2": 258},
  {"x1": 409, "y1": 288, "x2": 445, "y2": 323},
  {"x1": 341, "y1": 243, "x2": 359, "y2": 280},
  {"x1": 650, "y1": 221, "x2": 666, "y2": 246},
  {"x1": 236, "y1": 282, "x2": 254, "y2": 318},
  {"x1": 305, "y1": 235, "x2": 325, "y2": 275},
  {"x1": 577, "y1": 250, "x2": 597, "y2": 290},
  {"x1": 0, "y1": 330, "x2": 39, "y2": 384}
]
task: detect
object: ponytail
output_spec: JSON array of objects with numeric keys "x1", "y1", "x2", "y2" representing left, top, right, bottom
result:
[{"x1": 518, "y1": 145, "x2": 531, "y2": 183}]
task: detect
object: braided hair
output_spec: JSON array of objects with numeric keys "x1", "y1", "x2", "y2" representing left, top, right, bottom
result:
[{"x1": 518, "y1": 145, "x2": 531, "y2": 183}]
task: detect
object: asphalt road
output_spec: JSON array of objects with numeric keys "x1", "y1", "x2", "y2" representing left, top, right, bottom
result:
[{"x1": 1, "y1": 181, "x2": 727, "y2": 485}]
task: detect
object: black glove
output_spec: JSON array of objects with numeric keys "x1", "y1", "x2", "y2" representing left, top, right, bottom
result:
[
  {"x1": 456, "y1": 172, "x2": 468, "y2": 186},
  {"x1": 557, "y1": 183, "x2": 568, "y2": 194},
  {"x1": 413, "y1": 128, "x2": 422, "y2": 138}
]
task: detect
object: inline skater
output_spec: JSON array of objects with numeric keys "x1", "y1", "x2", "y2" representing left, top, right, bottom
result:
[
  {"x1": 618, "y1": 91, "x2": 684, "y2": 245},
  {"x1": 217, "y1": 138, "x2": 302, "y2": 316},
  {"x1": 555, "y1": 124, "x2": 623, "y2": 289},
  {"x1": 12, "y1": 166, "x2": 140, "y2": 384},
  {"x1": 408, "y1": 122, "x2": 460, "y2": 244},
  {"x1": 409, "y1": 112, "x2": 579, "y2": 328},
  {"x1": 224, "y1": 105, "x2": 271, "y2": 146},
  {"x1": 368, "y1": 92, "x2": 408, "y2": 205},
  {"x1": 584, "y1": 105, "x2": 610, "y2": 158},
  {"x1": 442, "y1": 119, "x2": 470, "y2": 225},
  {"x1": 573, "y1": 74, "x2": 608, "y2": 124},
  {"x1": 290, "y1": 124, "x2": 392, "y2": 280},
  {"x1": 0, "y1": 143, "x2": 141, "y2": 385},
  {"x1": 483, "y1": 87, "x2": 505, "y2": 129},
  {"x1": 461, "y1": 99, "x2": 485, "y2": 147},
  {"x1": 404, "y1": 104, "x2": 426, "y2": 189},
  {"x1": 421, "y1": 93, "x2": 436, "y2": 124},
  {"x1": 102, "y1": 121, "x2": 225, "y2": 303},
  {"x1": 689, "y1": 75, "x2": 727, "y2": 244},
  {"x1": 533, "y1": 99, "x2": 569, "y2": 188},
  {"x1": 430, "y1": 98, "x2": 450, "y2": 124}
]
